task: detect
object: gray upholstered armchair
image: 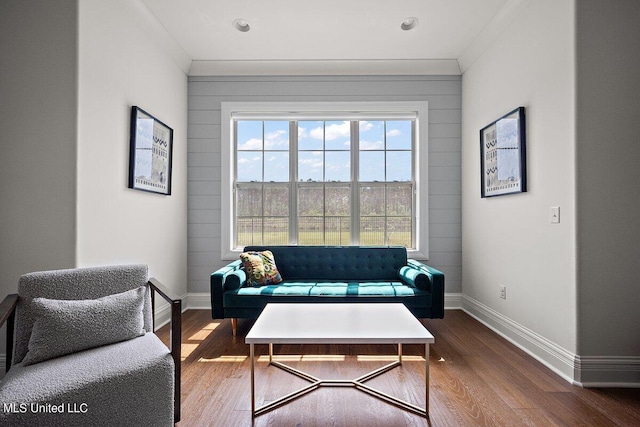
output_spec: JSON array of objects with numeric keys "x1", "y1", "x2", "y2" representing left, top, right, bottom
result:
[{"x1": 0, "y1": 265, "x2": 181, "y2": 426}]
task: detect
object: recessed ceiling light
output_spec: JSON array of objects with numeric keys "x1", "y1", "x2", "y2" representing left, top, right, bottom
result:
[
  {"x1": 232, "y1": 19, "x2": 250, "y2": 32},
  {"x1": 401, "y1": 17, "x2": 419, "y2": 31}
]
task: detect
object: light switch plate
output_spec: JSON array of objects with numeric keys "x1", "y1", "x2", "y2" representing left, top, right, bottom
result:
[{"x1": 550, "y1": 207, "x2": 560, "y2": 223}]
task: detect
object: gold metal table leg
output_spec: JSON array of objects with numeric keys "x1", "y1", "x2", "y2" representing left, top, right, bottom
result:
[
  {"x1": 251, "y1": 342, "x2": 430, "y2": 419},
  {"x1": 250, "y1": 343, "x2": 255, "y2": 418}
]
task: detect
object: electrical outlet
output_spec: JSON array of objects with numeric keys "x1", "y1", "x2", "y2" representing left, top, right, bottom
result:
[{"x1": 499, "y1": 285, "x2": 507, "y2": 299}]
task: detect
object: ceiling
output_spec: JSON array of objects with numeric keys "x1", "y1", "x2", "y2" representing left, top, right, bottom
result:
[{"x1": 139, "y1": 0, "x2": 527, "y2": 75}]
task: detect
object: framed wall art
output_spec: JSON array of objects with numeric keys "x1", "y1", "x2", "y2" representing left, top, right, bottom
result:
[
  {"x1": 480, "y1": 106, "x2": 526, "y2": 198},
  {"x1": 128, "y1": 106, "x2": 173, "y2": 195}
]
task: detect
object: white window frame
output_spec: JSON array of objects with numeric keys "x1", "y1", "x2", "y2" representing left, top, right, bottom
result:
[{"x1": 221, "y1": 101, "x2": 429, "y2": 260}]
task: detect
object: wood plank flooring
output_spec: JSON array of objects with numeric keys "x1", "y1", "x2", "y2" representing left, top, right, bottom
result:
[{"x1": 157, "y1": 310, "x2": 640, "y2": 426}]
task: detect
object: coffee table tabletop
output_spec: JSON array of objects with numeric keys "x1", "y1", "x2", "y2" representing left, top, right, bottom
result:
[{"x1": 246, "y1": 302, "x2": 434, "y2": 344}]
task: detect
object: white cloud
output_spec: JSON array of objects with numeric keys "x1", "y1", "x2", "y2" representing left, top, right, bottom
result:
[
  {"x1": 386, "y1": 129, "x2": 401, "y2": 137},
  {"x1": 309, "y1": 126, "x2": 324, "y2": 140},
  {"x1": 359, "y1": 121, "x2": 374, "y2": 133},
  {"x1": 309, "y1": 121, "x2": 351, "y2": 141},
  {"x1": 360, "y1": 140, "x2": 384, "y2": 150},
  {"x1": 238, "y1": 137, "x2": 262, "y2": 150},
  {"x1": 265, "y1": 129, "x2": 288, "y2": 149},
  {"x1": 237, "y1": 155, "x2": 261, "y2": 164}
]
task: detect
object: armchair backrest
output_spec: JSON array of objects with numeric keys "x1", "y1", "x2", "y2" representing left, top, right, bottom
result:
[{"x1": 13, "y1": 264, "x2": 151, "y2": 365}]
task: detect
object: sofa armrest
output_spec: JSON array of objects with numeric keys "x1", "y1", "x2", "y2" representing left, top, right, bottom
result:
[
  {"x1": 211, "y1": 260, "x2": 243, "y2": 318},
  {"x1": 0, "y1": 293, "x2": 18, "y2": 372},
  {"x1": 398, "y1": 266, "x2": 430, "y2": 291},
  {"x1": 224, "y1": 269, "x2": 247, "y2": 291},
  {"x1": 407, "y1": 259, "x2": 445, "y2": 318}
]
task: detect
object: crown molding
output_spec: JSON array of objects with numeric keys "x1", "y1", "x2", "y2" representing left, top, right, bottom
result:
[{"x1": 189, "y1": 59, "x2": 461, "y2": 76}]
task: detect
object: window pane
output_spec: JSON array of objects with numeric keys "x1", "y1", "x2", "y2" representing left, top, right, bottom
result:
[
  {"x1": 326, "y1": 186, "x2": 350, "y2": 216},
  {"x1": 386, "y1": 121, "x2": 412, "y2": 150},
  {"x1": 264, "y1": 152, "x2": 289, "y2": 182},
  {"x1": 325, "y1": 151, "x2": 350, "y2": 182},
  {"x1": 298, "y1": 217, "x2": 324, "y2": 245},
  {"x1": 237, "y1": 152, "x2": 262, "y2": 182},
  {"x1": 298, "y1": 121, "x2": 323, "y2": 150},
  {"x1": 263, "y1": 186, "x2": 289, "y2": 216},
  {"x1": 325, "y1": 217, "x2": 350, "y2": 245},
  {"x1": 298, "y1": 186, "x2": 323, "y2": 216},
  {"x1": 359, "y1": 121, "x2": 384, "y2": 150},
  {"x1": 387, "y1": 217, "x2": 412, "y2": 247},
  {"x1": 237, "y1": 121, "x2": 262, "y2": 150},
  {"x1": 386, "y1": 151, "x2": 412, "y2": 182},
  {"x1": 360, "y1": 184, "x2": 413, "y2": 246},
  {"x1": 359, "y1": 151, "x2": 385, "y2": 181},
  {"x1": 298, "y1": 151, "x2": 323, "y2": 182},
  {"x1": 237, "y1": 217, "x2": 263, "y2": 247},
  {"x1": 298, "y1": 185, "x2": 324, "y2": 245},
  {"x1": 360, "y1": 186, "x2": 385, "y2": 216},
  {"x1": 264, "y1": 121, "x2": 289, "y2": 150},
  {"x1": 324, "y1": 121, "x2": 351, "y2": 150},
  {"x1": 360, "y1": 217, "x2": 385, "y2": 245},
  {"x1": 263, "y1": 217, "x2": 289, "y2": 244},
  {"x1": 236, "y1": 186, "x2": 262, "y2": 216},
  {"x1": 386, "y1": 185, "x2": 413, "y2": 216}
]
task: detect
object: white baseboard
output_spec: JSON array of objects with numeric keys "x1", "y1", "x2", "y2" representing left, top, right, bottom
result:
[
  {"x1": 574, "y1": 355, "x2": 640, "y2": 387},
  {"x1": 461, "y1": 295, "x2": 640, "y2": 387},
  {"x1": 185, "y1": 292, "x2": 211, "y2": 309},
  {"x1": 444, "y1": 292, "x2": 462, "y2": 309},
  {"x1": 461, "y1": 294, "x2": 576, "y2": 383}
]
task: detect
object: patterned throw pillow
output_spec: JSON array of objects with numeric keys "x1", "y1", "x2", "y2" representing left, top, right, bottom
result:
[{"x1": 239, "y1": 250, "x2": 283, "y2": 287}]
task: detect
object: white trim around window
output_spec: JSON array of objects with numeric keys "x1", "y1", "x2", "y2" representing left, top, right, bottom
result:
[{"x1": 220, "y1": 101, "x2": 429, "y2": 260}]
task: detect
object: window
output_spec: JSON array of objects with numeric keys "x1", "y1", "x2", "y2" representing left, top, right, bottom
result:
[{"x1": 221, "y1": 102, "x2": 429, "y2": 259}]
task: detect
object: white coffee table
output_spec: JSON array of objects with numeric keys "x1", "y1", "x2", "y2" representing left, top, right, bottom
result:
[{"x1": 245, "y1": 303, "x2": 435, "y2": 418}]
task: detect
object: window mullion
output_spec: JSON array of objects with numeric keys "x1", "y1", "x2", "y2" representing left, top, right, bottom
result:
[
  {"x1": 351, "y1": 121, "x2": 360, "y2": 245},
  {"x1": 290, "y1": 120, "x2": 298, "y2": 245}
]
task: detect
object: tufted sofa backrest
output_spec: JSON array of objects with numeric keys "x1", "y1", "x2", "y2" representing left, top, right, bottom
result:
[{"x1": 243, "y1": 246, "x2": 407, "y2": 282}]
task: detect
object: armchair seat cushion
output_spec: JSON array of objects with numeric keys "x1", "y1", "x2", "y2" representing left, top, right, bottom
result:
[{"x1": 0, "y1": 333, "x2": 174, "y2": 427}]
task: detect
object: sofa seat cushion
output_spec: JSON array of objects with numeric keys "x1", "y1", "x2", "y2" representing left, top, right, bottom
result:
[
  {"x1": 224, "y1": 281, "x2": 428, "y2": 309},
  {"x1": 236, "y1": 282, "x2": 315, "y2": 296},
  {"x1": 0, "y1": 333, "x2": 174, "y2": 427}
]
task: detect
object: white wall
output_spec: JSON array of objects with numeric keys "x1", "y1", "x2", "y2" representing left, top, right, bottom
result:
[
  {"x1": 0, "y1": 0, "x2": 78, "y2": 357},
  {"x1": 575, "y1": 0, "x2": 640, "y2": 384},
  {"x1": 77, "y1": 0, "x2": 188, "y2": 297},
  {"x1": 462, "y1": 0, "x2": 577, "y2": 380}
]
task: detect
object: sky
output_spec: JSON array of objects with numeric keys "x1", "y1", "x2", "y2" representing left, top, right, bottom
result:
[{"x1": 236, "y1": 120, "x2": 412, "y2": 182}]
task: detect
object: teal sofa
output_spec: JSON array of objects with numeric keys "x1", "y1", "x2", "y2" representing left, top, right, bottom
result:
[{"x1": 211, "y1": 246, "x2": 445, "y2": 335}]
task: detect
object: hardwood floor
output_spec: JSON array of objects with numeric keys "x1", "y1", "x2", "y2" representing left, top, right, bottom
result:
[{"x1": 157, "y1": 310, "x2": 640, "y2": 426}]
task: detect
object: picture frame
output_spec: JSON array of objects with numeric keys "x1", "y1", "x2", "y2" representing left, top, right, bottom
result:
[
  {"x1": 480, "y1": 107, "x2": 526, "y2": 198},
  {"x1": 128, "y1": 106, "x2": 173, "y2": 195}
]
